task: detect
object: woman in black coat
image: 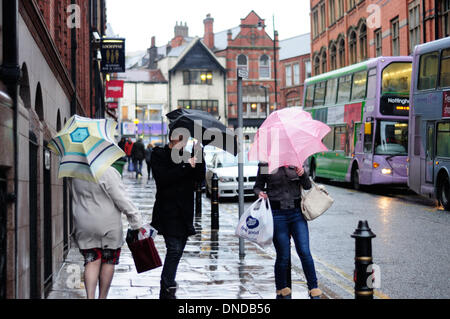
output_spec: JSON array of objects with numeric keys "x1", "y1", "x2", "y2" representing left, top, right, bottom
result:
[{"x1": 150, "y1": 135, "x2": 205, "y2": 299}]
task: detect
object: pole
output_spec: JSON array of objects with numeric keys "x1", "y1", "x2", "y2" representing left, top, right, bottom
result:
[
  {"x1": 351, "y1": 220, "x2": 376, "y2": 299},
  {"x1": 195, "y1": 181, "x2": 202, "y2": 218},
  {"x1": 237, "y1": 70, "x2": 245, "y2": 259},
  {"x1": 211, "y1": 173, "x2": 219, "y2": 230},
  {"x1": 273, "y1": 16, "x2": 278, "y2": 109}
]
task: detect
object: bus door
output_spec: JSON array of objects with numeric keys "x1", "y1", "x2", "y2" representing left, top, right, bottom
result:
[
  {"x1": 426, "y1": 122, "x2": 435, "y2": 183},
  {"x1": 361, "y1": 120, "x2": 374, "y2": 183}
]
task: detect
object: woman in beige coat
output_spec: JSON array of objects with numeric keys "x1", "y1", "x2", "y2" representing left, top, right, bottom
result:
[{"x1": 71, "y1": 165, "x2": 143, "y2": 299}]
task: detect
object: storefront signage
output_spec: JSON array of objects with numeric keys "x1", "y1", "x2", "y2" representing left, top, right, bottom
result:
[{"x1": 101, "y1": 38, "x2": 126, "y2": 73}]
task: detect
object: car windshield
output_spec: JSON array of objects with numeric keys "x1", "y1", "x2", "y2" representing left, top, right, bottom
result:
[
  {"x1": 375, "y1": 121, "x2": 408, "y2": 155},
  {"x1": 215, "y1": 152, "x2": 258, "y2": 167}
]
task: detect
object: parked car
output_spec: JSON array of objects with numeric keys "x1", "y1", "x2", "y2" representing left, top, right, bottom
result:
[{"x1": 205, "y1": 151, "x2": 259, "y2": 199}]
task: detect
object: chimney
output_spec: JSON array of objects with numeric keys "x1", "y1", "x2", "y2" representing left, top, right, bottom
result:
[
  {"x1": 227, "y1": 29, "x2": 232, "y2": 46},
  {"x1": 151, "y1": 36, "x2": 155, "y2": 48},
  {"x1": 174, "y1": 21, "x2": 189, "y2": 38},
  {"x1": 148, "y1": 36, "x2": 157, "y2": 69},
  {"x1": 203, "y1": 14, "x2": 214, "y2": 50}
]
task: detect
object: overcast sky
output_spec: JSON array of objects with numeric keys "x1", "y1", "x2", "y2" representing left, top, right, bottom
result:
[{"x1": 106, "y1": 0, "x2": 311, "y2": 54}]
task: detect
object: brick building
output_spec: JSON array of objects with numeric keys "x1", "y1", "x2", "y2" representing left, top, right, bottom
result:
[
  {"x1": 278, "y1": 33, "x2": 312, "y2": 107},
  {"x1": 0, "y1": 0, "x2": 107, "y2": 299},
  {"x1": 310, "y1": 0, "x2": 450, "y2": 76}
]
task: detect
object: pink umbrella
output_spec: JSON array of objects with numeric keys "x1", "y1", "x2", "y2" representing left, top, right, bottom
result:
[{"x1": 248, "y1": 107, "x2": 331, "y2": 173}]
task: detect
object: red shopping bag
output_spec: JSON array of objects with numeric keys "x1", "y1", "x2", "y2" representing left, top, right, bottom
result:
[{"x1": 126, "y1": 229, "x2": 162, "y2": 273}]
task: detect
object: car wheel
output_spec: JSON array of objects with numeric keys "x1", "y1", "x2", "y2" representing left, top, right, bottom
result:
[{"x1": 438, "y1": 175, "x2": 450, "y2": 211}]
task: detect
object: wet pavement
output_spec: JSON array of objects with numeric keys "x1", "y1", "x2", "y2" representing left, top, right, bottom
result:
[{"x1": 47, "y1": 168, "x2": 312, "y2": 299}]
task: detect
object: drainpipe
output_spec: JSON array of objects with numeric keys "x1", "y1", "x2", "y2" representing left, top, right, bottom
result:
[
  {"x1": 423, "y1": 0, "x2": 426, "y2": 43},
  {"x1": 1, "y1": 0, "x2": 20, "y2": 299},
  {"x1": 435, "y1": 0, "x2": 439, "y2": 40},
  {"x1": 71, "y1": 0, "x2": 77, "y2": 116}
]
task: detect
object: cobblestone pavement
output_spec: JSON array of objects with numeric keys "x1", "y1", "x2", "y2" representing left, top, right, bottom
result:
[{"x1": 47, "y1": 168, "x2": 312, "y2": 299}]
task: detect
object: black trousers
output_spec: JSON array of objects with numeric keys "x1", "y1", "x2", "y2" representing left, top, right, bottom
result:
[{"x1": 161, "y1": 235, "x2": 187, "y2": 288}]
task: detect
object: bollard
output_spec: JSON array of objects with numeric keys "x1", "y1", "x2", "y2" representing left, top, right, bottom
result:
[
  {"x1": 195, "y1": 181, "x2": 202, "y2": 218},
  {"x1": 351, "y1": 220, "x2": 376, "y2": 299},
  {"x1": 211, "y1": 173, "x2": 219, "y2": 230}
]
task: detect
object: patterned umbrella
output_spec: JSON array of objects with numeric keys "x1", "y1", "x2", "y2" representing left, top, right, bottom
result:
[{"x1": 48, "y1": 115, "x2": 125, "y2": 183}]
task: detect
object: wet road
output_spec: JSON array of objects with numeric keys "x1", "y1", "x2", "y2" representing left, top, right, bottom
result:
[{"x1": 229, "y1": 180, "x2": 450, "y2": 299}]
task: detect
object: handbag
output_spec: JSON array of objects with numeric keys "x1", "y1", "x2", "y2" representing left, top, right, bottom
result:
[
  {"x1": 126, "y1": 229, "x2": 162, "y2": 273},
  {"x1": 235, "y1": 198, "x2": 273, "y2": 247},
  {"x1": 301, "y1": 179, "x2": 334, "y2": 221}
]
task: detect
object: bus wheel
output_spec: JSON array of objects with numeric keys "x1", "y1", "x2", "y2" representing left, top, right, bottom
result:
[
  {"x1": 438, "y1": 175, "x2": 450, "y2": 211},
  {"x1": 352, "y1": 166, "x2": 361, "y2": 191}
]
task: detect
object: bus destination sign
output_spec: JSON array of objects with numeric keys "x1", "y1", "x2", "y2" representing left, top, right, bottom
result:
[{"x1": 380, "y1": 96, "x2": 410, "y2": 116}]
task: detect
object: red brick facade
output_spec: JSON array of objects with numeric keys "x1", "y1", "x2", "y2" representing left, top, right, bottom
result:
[
  {"x1": 279, "y1": 53, "x2": 311, "y2": 107},
  {"x1": 310, "y1": 0, "x2": 447, "y2": 76}
]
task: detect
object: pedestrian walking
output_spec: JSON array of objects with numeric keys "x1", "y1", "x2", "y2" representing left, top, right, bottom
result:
[
  {"x1": 145, "y1": 143, "x2": 154, "y2": 180},
  {"x1": 124, "y1": 138, "x2": 134, "y2": 168},
  {"x1": 118, "y1": 137, "x2": 126, "y2": 152},
  {"x1": 131, "y1": 138, "x2": 145, "y2": 178},
  {"x1": 71, "y1": 164, "x2": 144, "y2": 299},
  {"x1": 253, "y1": 164, "x2": 323, "y2": 299},
  {"x1": 150, "y1": 134, "x2": 205, "y2": 299}
]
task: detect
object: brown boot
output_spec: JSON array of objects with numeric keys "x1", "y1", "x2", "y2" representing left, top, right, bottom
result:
[
  {"x1": 276, "y1": 287, "x2": 292, "y2": 299},
  {"x1": 309, "y1": 288, "x2": 322, "y2": 299}
]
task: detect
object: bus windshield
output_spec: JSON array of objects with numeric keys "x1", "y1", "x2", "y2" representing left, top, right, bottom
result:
[
  {"x1": 381, "y1": 63, "x2": 412, "y2": 95},
  {"x1": 375, "y1": 121, "x2": 408, "y2": 155}
]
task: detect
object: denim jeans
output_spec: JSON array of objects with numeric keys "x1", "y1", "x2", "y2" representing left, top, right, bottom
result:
[
  {"x1": 133, "y1": 159, "x2": 143, "y2": 177},
  {"x1": 161, "y1": 235, "x2": 187, "y2": 288},
  {"x1": 272, "y1": 208, "x2": 318, "y2": 291}
]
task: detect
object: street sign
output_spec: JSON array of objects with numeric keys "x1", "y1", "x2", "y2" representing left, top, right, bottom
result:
[
  {"x1": 237, "y1": 68, "x2": 248, "y2": 79},
  {"x1": 105, "y1": 80, "x2": 124, "y2": 98},
  {"x1": 101, "y1": 38, "x2": 126, "y2": 73}
]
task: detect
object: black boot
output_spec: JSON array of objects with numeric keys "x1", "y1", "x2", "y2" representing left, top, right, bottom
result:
[{"x1": 159, "y1": 281, "x2": 177, "y2": 299}]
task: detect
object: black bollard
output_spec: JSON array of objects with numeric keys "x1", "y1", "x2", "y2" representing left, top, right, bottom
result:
[
  {"x1": 351, "y1": 220, "x2": 376, "y2": 299},
  {"x1": 211, "y1": 173, "x2": 219, "y2": 230},
  {"x1": 195, "y1": 181, "x2": 202, "y2": 218}
]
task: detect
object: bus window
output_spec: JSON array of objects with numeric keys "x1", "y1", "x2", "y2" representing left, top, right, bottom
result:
[
  {"x1": 418, "y1": 52, "x2": 439, "y2": 91},
  {"x1": 305, "y1": 85, "x2": 314, "y2": 107},
  {"x1": 314, "y1": 82, "x2": 326, "y2": 106},
  {"x1": 337, "y1": 75, "x2": 352, "y2": 103},
  {"x1": 351, "y1": 70, "x2": 367, "y2": 100},
  {"x1": 382, "y1": 62, "x2": 412, "y2": 95},
  {"x1": 440, "y1": 49, "x2": 450, "y2": 88},
  {"x1": 325, "y1": 78, "x2": 338, "y2": 105},
  {"x1": 322, "y1": 128, "x2": 334, "y2": 150},
  {"x1": 364, "y1": 121, "x2": 373, "y2": 153},
  {"x1": 374, "y1": 121, "x2": 408, "y2": 155},
  {"x1": 334, "y1": 126, "x2": 347, "y2": 151},
  {"x1": 437, "y1": 122, "x2": 450, "y2": 158},
  {"x1": 366, "y1": 69, "x2": 377, "y2": 99}
]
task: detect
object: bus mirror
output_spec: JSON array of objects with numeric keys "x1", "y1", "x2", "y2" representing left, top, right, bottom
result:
[{"x1": 365, "y1": 122, "x2": 372, "y2": 135}]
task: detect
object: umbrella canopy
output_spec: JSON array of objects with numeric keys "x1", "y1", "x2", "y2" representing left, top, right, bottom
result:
[
  {"x1": 248, "y1": 107, "x2": 331, "y2": 173},
  {"x1": 167, "y1": 108, "x2": 237, "y2": 155},
  {"x1": 48, "y1": 115, "x2": 126, "y2": 183}
]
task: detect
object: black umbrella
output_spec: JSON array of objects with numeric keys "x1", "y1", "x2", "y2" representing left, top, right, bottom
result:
[{"x1": 166, "y1": 108, "x2": 238, "y2": 156}]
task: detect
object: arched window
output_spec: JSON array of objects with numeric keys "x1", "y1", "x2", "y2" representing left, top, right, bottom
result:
[
  {"x1": 321, "y1": 50, "x2": 327, "y2": 74},
  {"x1": 349, "y1": 30, "x2": 357, "y2": 65},
  {"x1": 314, "y1": 54, "x2": 321, "y2": 75},
  {"x1": 359, "y1": 23, "x2": 367, "y2": 61},
  {"x1": 237, "y1": 54, "x2": 248, "y2": 73},
  {"x1": 35, "y1": 83, "x2": 44, "y2": 121},
  {"x1": 338, "y1": 37, "x2": 346, "y2": 68},
  {"x1": 330, "y1": 43, "x2": 337, "y2": 71},
  {"x1": 259, "y1": 54, "x2": 270, "y2": 79},
  {"x1": 19, "y1": 63, "x2": 31, "y2": 109}
]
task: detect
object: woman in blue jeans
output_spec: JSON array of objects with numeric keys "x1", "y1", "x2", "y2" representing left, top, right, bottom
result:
[{"x1": 254, "y1": 163, "x2": 322, "y2": 299}]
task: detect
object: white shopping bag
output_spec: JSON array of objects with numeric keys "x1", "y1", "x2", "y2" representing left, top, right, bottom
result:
[{"x1": 235, "y1": 198, "x2": 273, "y2": 246}]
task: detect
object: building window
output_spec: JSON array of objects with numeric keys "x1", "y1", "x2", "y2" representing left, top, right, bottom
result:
[
  {"x1": 409, "y1": 1, "x2": 421, "y2": 53},
  {"x1": 320, "y1": 2, "x2": 326, "y2": 33},
  {"x1": 183, "y1": 70, "x2": 213, "y2": 85},
  {"x1": 441, "y1": 0, "x2": 450, "y2": 38},
  {"x1": 313, "y1": 9, "x2": 319, "y2": 38},
  {"x1": 178, "y1": 100, "x2": 219, "y2": 116},
  {"x1": 237, "y1": 54, "x2": 248, "y2": 73},
  {"x1": 338, "y1": 0, "x2": 345, "y2": 18},
  {"x1": 329, "y1": 0, "x2": 336, "y2": 25},
  {"x1": 359, "y1": 23, "x2": 367, "y2": 61},
  {"x1": 122, "y1": 106, "x2": 129, "y2": 121},
  {"x1": 286, "y1": 65, "x2": 292, "y2": 87},
  {"x1": 321, "y1": 50, "x2": 327, "y2": 74},
  {"x1": 314, "y1": 55, "x2": 321, "y2": 75},
  {"x1": 330, "y1": 43, "x2": 337, "y2": 70},
  {"x1": 349, "y1": 30, "x2": 357, "y2": 64},
  {"x1": 305, "y1": 60, "x2": 312, "y2": 78},
  {"x1": 374, "y1": 28, "x2": 382, "y2": 57},
  {"x1": 391, "y1": 17, "x2": 400, "y2": 56},
  {"x1": 293, "y1": 63, "x2": 300, "y2": 85},
  {"x1": 259, "y1": 55, "x2": 270, "y2": 79},
  {"x1": 338, "y1": 38, "x2": 346, "y2": 67},
  {"x1": 348, "y1": 0, "x2": 356, "y2": 11}
]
